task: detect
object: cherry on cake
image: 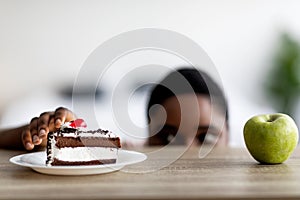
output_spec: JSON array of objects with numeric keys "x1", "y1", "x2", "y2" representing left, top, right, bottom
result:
[{"x1": 46, "y1": 119, "x2": 121, "y2": 166}]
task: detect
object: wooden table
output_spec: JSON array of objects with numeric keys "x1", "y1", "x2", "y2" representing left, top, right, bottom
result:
[{"x1": 1, "y1": 146, "x2": 300, "y2": 199}]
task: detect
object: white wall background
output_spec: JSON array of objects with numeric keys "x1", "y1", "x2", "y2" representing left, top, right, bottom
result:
[{"x1": 1, "y1": 0, "x2": 300, "y2": 146}]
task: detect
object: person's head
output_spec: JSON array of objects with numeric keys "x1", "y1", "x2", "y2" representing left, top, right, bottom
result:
[{"x1": 147, "y1": 67, "x2": 229, "y2": 146}]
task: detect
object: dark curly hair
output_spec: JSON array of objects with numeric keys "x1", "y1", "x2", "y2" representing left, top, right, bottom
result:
[{"x1": 146, "y1": 67, "x2": 229, "y2": 145}]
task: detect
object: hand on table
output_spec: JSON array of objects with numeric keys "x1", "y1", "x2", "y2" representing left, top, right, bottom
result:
[{"x1": 22, "y1": 107, "x2": 76, "y2": 151}]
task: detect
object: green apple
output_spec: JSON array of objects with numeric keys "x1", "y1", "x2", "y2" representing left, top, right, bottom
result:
[{"x1": 243, "y1": 113, "x2": 298, "y2": 164}]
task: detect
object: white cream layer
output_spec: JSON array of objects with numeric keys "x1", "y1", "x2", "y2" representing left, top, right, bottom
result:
[{"x1": 50, "y1": 147, "x2": 118, "y2": 162}]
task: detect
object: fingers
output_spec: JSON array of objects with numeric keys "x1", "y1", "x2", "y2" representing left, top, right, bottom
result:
[
  {"x1": 29, "y1": 117, "x2": 42, "y2": 146},
  {"x1": 21, "y1": 126, "x2": 34, "y2": 151},
  {"x1": 54, "y1": 107, "x2": 76, "y2": 129},
  {"x1": 22, "y1": 107, "x2": 76, "y2": 151},
  {"x1": 38, "y1": 112, "x2": 53, "y2": 139}
]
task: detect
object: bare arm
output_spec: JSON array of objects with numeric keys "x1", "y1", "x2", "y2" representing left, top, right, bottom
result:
[{"x1": 0, "y1": 125, "x2": 27, "y2": 150}]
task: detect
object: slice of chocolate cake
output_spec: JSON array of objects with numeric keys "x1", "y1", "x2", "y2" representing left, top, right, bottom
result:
[{"x1": 46, "y1": 119, "x2": 121, "y2": 166}]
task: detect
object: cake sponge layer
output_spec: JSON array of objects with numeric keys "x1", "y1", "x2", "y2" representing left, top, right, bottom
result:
[
  {"x1": 55, "y1": 136, "x2": 121, "y2": 148},
  {"x1": 51, "y1": 158, "x2": 117, "y2": 166}
]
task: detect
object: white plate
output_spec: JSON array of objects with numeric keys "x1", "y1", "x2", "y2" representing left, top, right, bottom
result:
[{"x1": 9, "y1": 150, "x2": 147, "y2": 175}]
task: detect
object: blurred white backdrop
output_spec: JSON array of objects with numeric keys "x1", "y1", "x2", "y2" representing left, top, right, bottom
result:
[{"x1": 1, "y1": 0, "x2": 300, "y2": 146}]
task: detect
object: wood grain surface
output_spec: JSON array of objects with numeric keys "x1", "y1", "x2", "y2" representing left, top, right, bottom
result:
[{"x1": 1, "y1": 146, "x2": 300, "y2": 200}]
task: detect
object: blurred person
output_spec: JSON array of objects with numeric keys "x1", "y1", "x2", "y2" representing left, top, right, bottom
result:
[
  {"x1": 0, "y1": 68, "x2": 229, "y2": 150},
  {"x1": 147, "y1": 67, "x2": 229, "y2": 146}
]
